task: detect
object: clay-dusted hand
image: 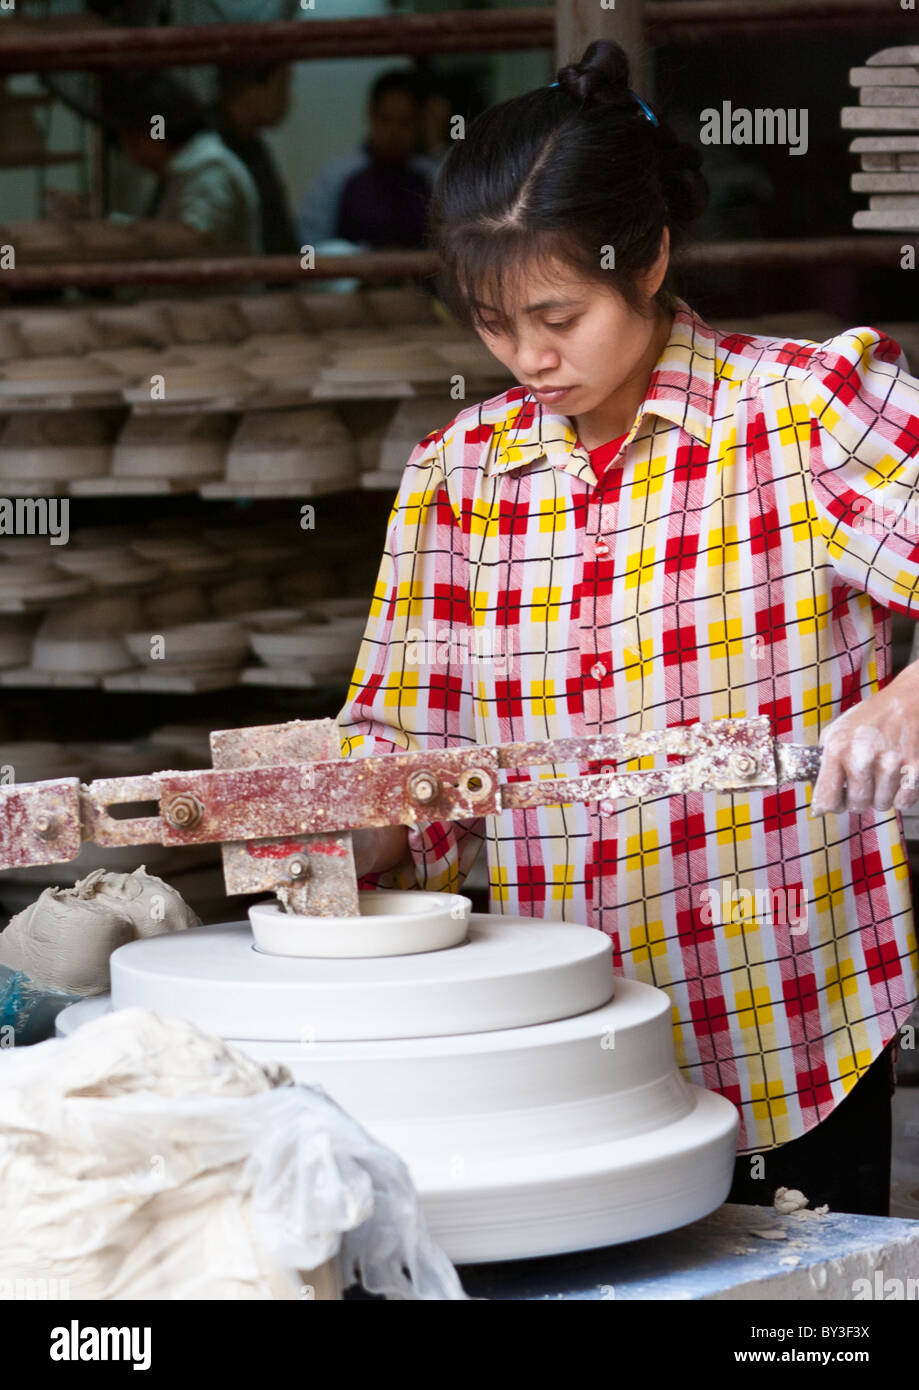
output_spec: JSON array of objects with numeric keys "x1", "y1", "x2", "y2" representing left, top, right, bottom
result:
[{"x1": 810, "y1": 659, "x2": 919, "y2": 816}]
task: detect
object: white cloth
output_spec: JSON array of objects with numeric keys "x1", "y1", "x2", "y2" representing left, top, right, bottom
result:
[{"x1": 0, "y1": 1008, "x2": 466, "y2": 1300}]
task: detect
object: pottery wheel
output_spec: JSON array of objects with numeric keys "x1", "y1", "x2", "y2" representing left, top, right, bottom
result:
[{"x1": 62, "y1": 908, "x2": 740, "y2": 1263}]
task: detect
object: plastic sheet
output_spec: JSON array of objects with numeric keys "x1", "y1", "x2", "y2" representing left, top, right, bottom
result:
[{"x1": 0, "y1": 1007, "x2": 466, "y2": 1300}]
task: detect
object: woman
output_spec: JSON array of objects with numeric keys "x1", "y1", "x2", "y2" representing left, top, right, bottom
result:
[{"x1": 337, "y1": 41, "x2": 919, "y2": 1215}]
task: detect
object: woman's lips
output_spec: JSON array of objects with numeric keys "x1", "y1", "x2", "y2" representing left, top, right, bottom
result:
[{"x1": 528, "y1": 385, "x2": 575, "y2": 405}]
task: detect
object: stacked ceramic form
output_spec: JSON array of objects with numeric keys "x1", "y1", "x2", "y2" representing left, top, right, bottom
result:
[
  {"x1": 845, "y1": 45, "x2": 919, "y2": 230},
  {"x1": 219, "y1": 405, "x2": 359, "y2": 495},
  {"x1": 366, "y1": 396, "x2": 455, "y2": 488},
  {"x1": 0, "y1": 410, "x2": 119, "y2": 494},
  {"x1": 56, "y1": 895, "x2": 740, "y2": 1262}
]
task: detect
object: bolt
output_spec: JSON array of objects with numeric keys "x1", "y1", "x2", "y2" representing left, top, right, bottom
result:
[
  {"x1": 164, "y1": 793, "x2": 203, "y2": 831},
  {"x1": 286, "y1": 854, "x2": 311, "y2": 879},
  {"x1": 730, "y1": 752, "x2": 758, "y2": 779},
  {"x1": 408, "y1": 771, "x2": 440, "y2": 804},
  {"x1": 459, "y1": 768, "x2": 492, "y2": 801},
  {"x1": 34, "y1": 814, "x2": 56, "y2": 840}
]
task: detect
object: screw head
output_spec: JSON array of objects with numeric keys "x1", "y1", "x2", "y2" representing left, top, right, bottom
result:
[
  {"x1": 286, "y1": 854, "x2": 311, "y2": 879},
  {"x1": 164, "y1": 793, "x2": 204, "y2": 830},
  {"x1": 408, "y1": 771, "x2": 440, "y2": 804},
  {"x1": 34, "y1": 814, "x2": 56, "y2": 840},
  {"x1": 730, "y1": 752, "x2": 758, "y2": 779}
]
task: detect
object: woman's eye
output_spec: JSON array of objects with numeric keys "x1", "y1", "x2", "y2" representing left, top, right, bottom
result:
[{"x1": 546, "y1": 319, "x2": 575, "y2": 331}]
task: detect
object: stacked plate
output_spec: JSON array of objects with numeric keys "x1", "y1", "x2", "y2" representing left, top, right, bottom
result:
[
  {"x1": 0, "y1": 355, "x2": 123, "y2": 399},
  {"x1": 239, "y1": 336, "x2": 327, "y2": 394},
  {"x1": 32, "y1": 594, "x2": 141, "y2": 675},
  {"x1": 142, "y1": 584, "x2": 212, "y2": 628},
  {"x1": 164, "y1": 298, "x2": 250, "y2": 345},
  {"x1": 224, "y1": 405, "x2": 358, "y2": 489},
  {"x1": 112, "y1": 412, "x2": 234, "y2": 484},
  {"x1": 124, "y1": 619, "x2": 249, "y2": 676},
  {"x1": 0, "y1": 613, "x2": 39, "y2": 668},
  {"x1": 845, "y1": 45, "x2": 919, "y2": 230},
  {"x1": 130, "y1": 535, "x2": 231, "y2": 581},
  {"x1": 300, "y1": 290, "x2": 374, "y2": 331},
  {"x1": 54, "y1": 543, "x2": 163, "y2": 592},
  {"x1": 0, "y1": 556, "x2": 86, "y2": 609},
  {"x1": 88, "y1": 304, "x2": 174, "y2": 350},
  {"x1": 12, "y1": 307, "x2": 105, "y2": 357},
  {"x1": 120, "y1": 350, "x2": 253, "y2": 406},
  {"x1": 375, "y1": 396, "x2": 454, "y2": 481},
  {"x1": 0, "y1": 409, "x2": 120, "y2": 492},
  {"x1": 248, "y1": 612, "x2": 367, "y2": 682},
  {"x1": 235, "y1": 292, "x2": 311, "y2": 336}
]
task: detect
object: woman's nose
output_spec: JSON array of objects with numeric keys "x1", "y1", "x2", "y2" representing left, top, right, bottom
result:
[{"x1": 515, "y1": 338, "x2": 560, "y2": 377}]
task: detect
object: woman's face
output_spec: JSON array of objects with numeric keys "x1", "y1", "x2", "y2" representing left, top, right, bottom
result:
[{"x1": 472, "y1": 241, "x2": 669, "y2": 421}]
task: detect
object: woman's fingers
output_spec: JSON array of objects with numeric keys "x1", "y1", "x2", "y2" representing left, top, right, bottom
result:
[
  {"x1": 811, "y1": 744, "x2": 847, "y2": 815},
  {"x1": 873, "y1": 748, "x2": 904, "y2": 812},
  {"x1": 894, "y1": 762, "x2": 919, "y2": 812}
]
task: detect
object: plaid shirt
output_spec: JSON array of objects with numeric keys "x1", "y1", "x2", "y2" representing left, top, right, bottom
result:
[{"x1": 337, "y1": 296, "x2": 919, "y2": 1153}]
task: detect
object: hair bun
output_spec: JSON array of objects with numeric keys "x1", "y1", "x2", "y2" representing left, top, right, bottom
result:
[{"x1": 556, "y1": 38, "x2": 632, "y2": 108}]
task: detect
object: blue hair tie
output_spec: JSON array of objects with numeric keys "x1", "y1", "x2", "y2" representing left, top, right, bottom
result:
[
  {"x1": 549, "y1": 80, "x2": 658, "y2": 127},
  {"x1": 630, "y1": 90, "x2": 659, "y2": 127}
]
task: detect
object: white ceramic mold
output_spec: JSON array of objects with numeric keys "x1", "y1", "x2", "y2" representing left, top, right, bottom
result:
[{"x1": 249, "y1": 889, "x2": 471, "y2": 959}]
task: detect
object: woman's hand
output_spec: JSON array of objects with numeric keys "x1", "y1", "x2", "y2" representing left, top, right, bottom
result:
[{"x1": 810, "y1": 660, "x2": 919, "y2": 816}]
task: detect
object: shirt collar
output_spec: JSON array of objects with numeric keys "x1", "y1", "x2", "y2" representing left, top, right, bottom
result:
[{"x1": 484, "y1": 297, "x2": 718, "y2": 482}]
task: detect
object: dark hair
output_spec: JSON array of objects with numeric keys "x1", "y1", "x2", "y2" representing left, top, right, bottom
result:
[
  {"x1": 218, "y1": 64, "x2": 286, "y2": 103},
  {"x1": 428, "y1": 39, "x2": 707, "y2": 333},
  {"x1": 101, "y1": 71, "x2": 207, "y2": 148},
  {"x1": 369, "y1": 68, "x2": 425, "y2": 110}
]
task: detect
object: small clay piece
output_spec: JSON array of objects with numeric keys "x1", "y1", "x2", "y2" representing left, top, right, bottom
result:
[
  {"x1": 773, "y1": 1187, "x2": 810, "y2": 1214},
  {"x1": 0, "y1": 866, "x2": 200, "y2": 996}
]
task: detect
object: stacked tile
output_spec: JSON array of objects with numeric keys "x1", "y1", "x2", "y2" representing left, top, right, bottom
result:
[{"x1": 843, "y1": 46, "x2": 919, "y2": 230}]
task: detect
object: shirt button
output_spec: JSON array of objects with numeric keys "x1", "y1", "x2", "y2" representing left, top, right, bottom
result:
[
  {"x1": 591, "y1": 661, "x2": 607, "y2": 681},
  {"x1": 599, "y1": 798, "x2": 616, "y2": 816},
  {"x1": 595, "y1": 540, "x2": 610, "y2": 557}
]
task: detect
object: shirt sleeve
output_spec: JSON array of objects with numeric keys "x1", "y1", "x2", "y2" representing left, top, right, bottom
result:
[
  {"x1": 335, "y1": 432, "x2": 487, "y2": 896},
  {"x1": 802, "y1": 325, "x2": 919, "y2": 618}
]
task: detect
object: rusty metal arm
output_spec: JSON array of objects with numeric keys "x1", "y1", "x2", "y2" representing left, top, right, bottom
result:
[{"x1": 0, "y1": 716, "x2": 820, "y2": 868}]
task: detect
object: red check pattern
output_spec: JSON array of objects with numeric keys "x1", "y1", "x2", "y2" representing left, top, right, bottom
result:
[{"x1": 337, "y1": 297, "x2": 919, "y2": 1152}]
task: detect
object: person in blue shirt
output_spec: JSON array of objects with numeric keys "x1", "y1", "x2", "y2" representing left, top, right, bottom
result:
[{"x1": 297, "y1": 69, "x2": 433, "y2": 254}]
